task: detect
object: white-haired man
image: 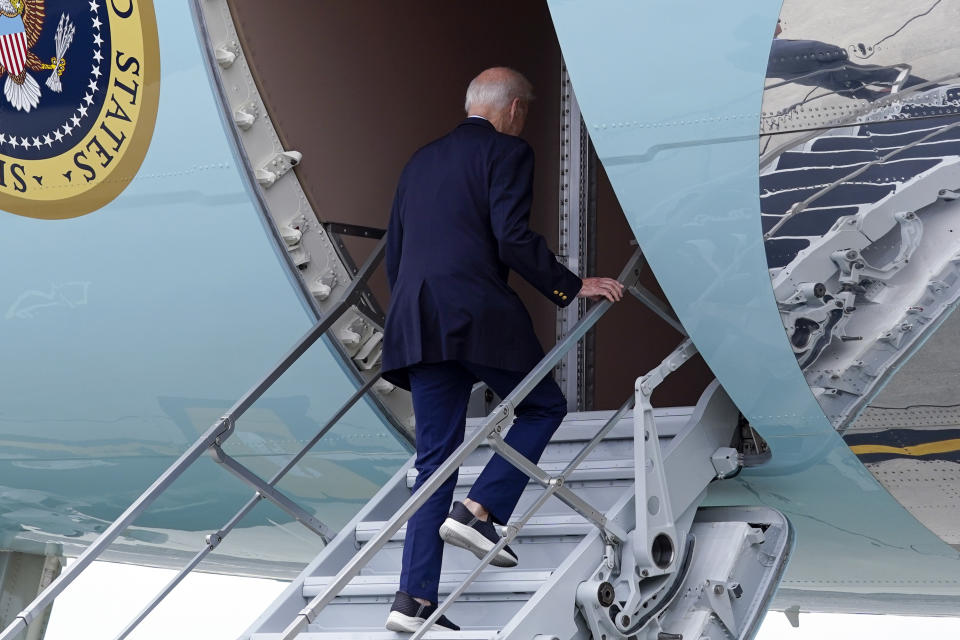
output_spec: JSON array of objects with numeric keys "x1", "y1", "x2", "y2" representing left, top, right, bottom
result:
[{"x1": 381, "y1": 67, "x2": 623, "y2": 632}]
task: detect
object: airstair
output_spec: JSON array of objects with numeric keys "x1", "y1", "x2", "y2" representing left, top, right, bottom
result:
[
  {"x1": 243, "y1": 385, "x2": 790, "y2": 640},
  {"x1": 0, "y1": 242, "x2": 792, "y2": 640}
]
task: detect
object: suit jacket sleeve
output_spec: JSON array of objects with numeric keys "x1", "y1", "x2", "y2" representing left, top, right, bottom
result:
[
  {"x1": 489, "y1": 142, "x2": 583, "y2": 307},
  {"x1": 386, "y1": 186, "x2": 403, "y2": 291}
]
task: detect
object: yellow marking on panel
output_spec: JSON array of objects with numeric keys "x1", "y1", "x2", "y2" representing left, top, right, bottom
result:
[{"x1": 849, "y1": 438, "x2": 960, "y2": 457}]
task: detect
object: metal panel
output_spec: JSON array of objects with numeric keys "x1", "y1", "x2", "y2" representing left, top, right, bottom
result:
[{"x1": 548, "y1": 0, "x2": 960, "y2": 610}]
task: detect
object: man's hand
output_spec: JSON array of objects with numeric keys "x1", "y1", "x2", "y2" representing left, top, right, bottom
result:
[{"x1": 577, "y1": 277, "x2": 625, "y2": 303}]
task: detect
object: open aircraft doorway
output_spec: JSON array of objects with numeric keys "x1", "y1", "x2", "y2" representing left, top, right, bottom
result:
[{"x1": 212, "y1": 0, "x2": 715, "y2": 421}]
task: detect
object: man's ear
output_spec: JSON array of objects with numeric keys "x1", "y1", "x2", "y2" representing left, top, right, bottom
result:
[{"x1": 509, "y1": 97, "x2": 520, "y2": 121}]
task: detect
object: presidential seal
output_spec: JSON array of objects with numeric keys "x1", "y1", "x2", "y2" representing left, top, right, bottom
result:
[{"x1": 0, "y1": 0, "x2": 159, "y2": 219}]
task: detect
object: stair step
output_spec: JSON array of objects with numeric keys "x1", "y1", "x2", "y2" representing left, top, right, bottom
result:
[
  {"x1": 355, "y1": 514, "x2": 593, "y2": 544},
  {"x1": 406, "y1": 459, "x2": 633, "y2": 489},
  {"x1": 303, "y1": 570, "x2": 552, "y2": 598},
  {"x1": 253, "y1": 633, "x2": 497, "y2": 640}
]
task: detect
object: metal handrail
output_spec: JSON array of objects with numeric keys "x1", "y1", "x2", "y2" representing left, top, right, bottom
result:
[
  {"x1": 111, "y1": 372, "x2": 382, "y2": 640},
  {"x1": 763, "y1": 118, "x2": 960, "y2": 239},
  {"x1": 278, "y1": 249, "x2": 646, "y2": 639},
  {"x1": 410, "y1": 393, "x2": 637, "y2": 639},
  {"x1": 0, "y1": 238, "x2": 389, "y2": 640}
]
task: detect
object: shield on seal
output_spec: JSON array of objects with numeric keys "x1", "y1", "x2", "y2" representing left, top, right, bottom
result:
[{"x1": 0, "y1": 16, "x2": 27, "y2": 78}]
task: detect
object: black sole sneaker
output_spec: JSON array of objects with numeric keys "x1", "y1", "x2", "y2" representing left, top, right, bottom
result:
[
  {"x1": 385, "y1": 591, "x2": 460, "y2": 633},
  {"x1": 438, "y1": 501, "x2": 518, "y2": 568}
]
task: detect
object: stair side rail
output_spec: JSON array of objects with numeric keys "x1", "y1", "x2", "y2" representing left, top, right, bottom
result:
[
  {"x1": 0, "y1": 238, "x2": 389, "y2": 640},
  {"x1": 110, "y1": 372, "x2": 382, "y2": 640}
]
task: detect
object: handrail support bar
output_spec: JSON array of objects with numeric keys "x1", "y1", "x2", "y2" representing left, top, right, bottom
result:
[
  {"x1": 112, "y1": 374, "x2": 380, "y2": 640},
  {"x1": 210, "y1": 446, "x2": 333, "y2": 542},
  {"x1": 486, "y1": 434, "x2": 626, "y2": 543}
]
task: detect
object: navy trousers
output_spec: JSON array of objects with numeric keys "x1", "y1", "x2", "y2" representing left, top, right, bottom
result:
[{"x1": 398, "y1": 360, "x2": 567, "y2": 602}]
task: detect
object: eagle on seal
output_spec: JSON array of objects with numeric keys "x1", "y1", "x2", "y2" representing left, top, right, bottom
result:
[{"x1": 0, "y1": 0, "x2": 66, "y2": 112}]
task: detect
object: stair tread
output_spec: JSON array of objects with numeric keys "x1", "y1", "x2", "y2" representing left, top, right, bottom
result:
[
  {"x1": 253, "y1": 633, "x2": 497, "y2": 640},
  {"x1": 355, "y1": 513, "x2": 593, "y2": 543},
  {"x1": 464, "y1": 406, "x2": 692, "y2": 439},
  {"x1": 406, "y1": 458, "x2": 633, "y2": 488},
  {"x1": 303, "y1": 570, "x2": 552, "y2": 598}
]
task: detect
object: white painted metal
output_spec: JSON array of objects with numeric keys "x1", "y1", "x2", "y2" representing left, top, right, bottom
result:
[
  {"x1": 765, "y1": 92, "x2": 960, "y2": 429},
  {"x1": 241, "y1": 389, "x2": 790, "y2": 640}
]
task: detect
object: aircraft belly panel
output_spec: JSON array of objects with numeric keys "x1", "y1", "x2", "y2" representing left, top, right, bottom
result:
[{"x1": 549, "y1": 0, "x2": 960, "y2": 606}]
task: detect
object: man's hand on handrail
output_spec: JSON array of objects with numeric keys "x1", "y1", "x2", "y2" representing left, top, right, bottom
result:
[{"x1": 577, "y1": 277, "x2": 625, "y2": 303}]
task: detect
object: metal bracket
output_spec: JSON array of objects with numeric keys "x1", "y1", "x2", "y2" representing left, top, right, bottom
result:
[
  {"x1": 705, "y1": 579, "x2": 738, "y2": 633},
  {"x1": 575, "y1": 346, "x2": 759, "y2": 639},
  {"x1": 831, "y1": 212, "x2": 922, "y2": 285},
  {"x1": 627, "y1": 282, "x2": 686, "y2": 336},
  {"x1": 213, "y1": 415, "x2": 234, "y2": 445},
  {"x1": 633, "y1": 375, "x2": 680, "y2": 577},
  {"x1": 209, "y1": 445, "x2": 332, "y2": 543},
  {"x1": 256, "y1": 150, "x2": 302, "y2": 188},
  {"x1": 321, "y1": 221, "x2": 386, "y2": 240}
]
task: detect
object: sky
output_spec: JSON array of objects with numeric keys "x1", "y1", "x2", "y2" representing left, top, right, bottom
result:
[{"x1": 38, "y1": 561, "x2": 960, "y2": 640}]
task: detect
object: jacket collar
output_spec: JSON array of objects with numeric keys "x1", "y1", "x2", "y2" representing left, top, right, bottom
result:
[{"x1": 459, "y1": 116, "x2": 495, "y2": 131}]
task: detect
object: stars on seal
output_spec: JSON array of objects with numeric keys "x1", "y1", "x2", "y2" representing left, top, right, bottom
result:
[{"x1": 0, "y1": 3, "x2": 107, "y2": 156}]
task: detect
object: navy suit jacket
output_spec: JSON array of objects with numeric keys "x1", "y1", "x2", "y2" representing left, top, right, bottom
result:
[{"x1": 381, "y1": 117, "x2": 583, "y2": 390}]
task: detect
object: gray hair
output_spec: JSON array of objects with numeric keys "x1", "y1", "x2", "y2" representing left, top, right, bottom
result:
[{"x1": 464, "y1": 68, "x2": 535, "y2": 114}]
